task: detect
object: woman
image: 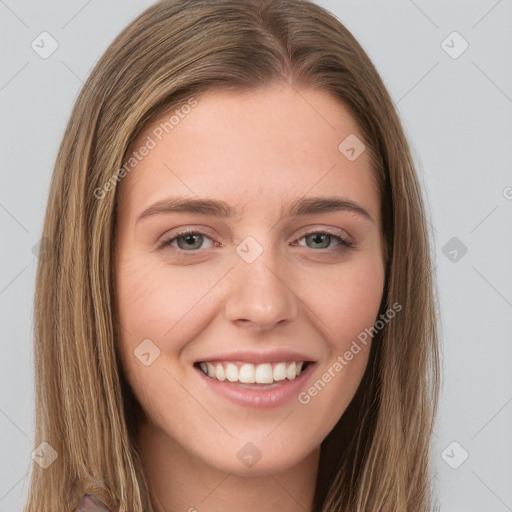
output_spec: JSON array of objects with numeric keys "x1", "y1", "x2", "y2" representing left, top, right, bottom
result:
[{"x1": 25, "y1": 0, "x2": 440, "y2": 510}]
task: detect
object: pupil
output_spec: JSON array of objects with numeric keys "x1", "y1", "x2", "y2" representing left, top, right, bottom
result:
[
  {"x1": 179, "y1": 234, "x2": 202, "y2": 250},
  {"x1": 309, "y1": 234, "x2": 329, "y2": 248}
]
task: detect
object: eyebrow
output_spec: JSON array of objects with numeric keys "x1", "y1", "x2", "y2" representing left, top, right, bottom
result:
[{"x1": 136, "y1": 195, "x2": 374, "y2": 224}]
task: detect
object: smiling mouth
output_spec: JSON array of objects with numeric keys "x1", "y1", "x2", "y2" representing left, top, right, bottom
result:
[{"x1": 194, "y1": 361, "x2": 311, "y2": 384}]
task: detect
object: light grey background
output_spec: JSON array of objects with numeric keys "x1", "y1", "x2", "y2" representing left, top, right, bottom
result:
[{"x1": 1, "y1": 1, "x2": 511, "y2": 510}]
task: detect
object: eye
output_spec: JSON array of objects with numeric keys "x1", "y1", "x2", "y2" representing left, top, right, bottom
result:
[
  {"x1": 294, "y1": 230, "x2": 354, "y2": 251},
  {"x1": 159, "y1": 228, "x2": 354, "y2": 253},
  {"x1": 160, "y1": 230, "x2": 216, "y2": 251}
]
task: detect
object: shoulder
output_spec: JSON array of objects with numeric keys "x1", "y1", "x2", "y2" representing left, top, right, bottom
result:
[{"x1": 76, "y1": 493, "x2": 112, "y2": 511}]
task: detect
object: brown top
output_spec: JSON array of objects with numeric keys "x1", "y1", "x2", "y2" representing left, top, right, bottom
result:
[{"x1": 76, "y1": 493, "x2": 112, "y2": 511}]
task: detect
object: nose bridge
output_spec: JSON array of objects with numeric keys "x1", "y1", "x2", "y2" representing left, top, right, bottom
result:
[{"x1": 224, "y1": 236, "x2": 299, "y2": 329}]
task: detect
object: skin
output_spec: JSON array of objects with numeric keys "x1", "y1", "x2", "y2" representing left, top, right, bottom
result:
[{"x1": 115, "y1": 83, "x2": 385, "y2": 512}]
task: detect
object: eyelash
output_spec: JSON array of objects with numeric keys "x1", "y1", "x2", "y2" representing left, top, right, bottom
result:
[{"x1": 159, "y1": 228, "x2": 355, "y2": 253}]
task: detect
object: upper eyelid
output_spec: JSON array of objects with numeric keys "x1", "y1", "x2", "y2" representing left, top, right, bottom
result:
[
  {"x1": 292, "y1": 225, "x2": 351, "y2": 240},
  {"x1": 164, "y1": 222, "x2": 351, "y2": 236},
  {"x1": 160, "y1": 226, "x2": 218, "y2": 241}
]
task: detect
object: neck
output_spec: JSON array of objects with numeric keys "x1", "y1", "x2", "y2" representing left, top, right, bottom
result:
[{"x1": 135, "y1": 419, "x2": 320, "y2": 512}]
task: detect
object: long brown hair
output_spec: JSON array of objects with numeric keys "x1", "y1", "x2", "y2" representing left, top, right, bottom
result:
[{"x1": 25, "y1": 1, "x2": 440, "y2": 510}]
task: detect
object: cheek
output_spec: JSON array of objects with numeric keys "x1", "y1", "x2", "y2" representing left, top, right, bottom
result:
[
  {"x1": 115, "y1": 257, "x2": 207, "y2": 424},
  {"x1": 116, "y1": 256, "x2": 218, "y2": 338},
  {"x1": 115, "y1": 254, "x2": 229, "y2": 385},
  {"x1": 299, "y1": 252, "x2": 385, "y2": 350},
  {"x1": 293, "y1": 253, "x2": 384, "y2": 413}
]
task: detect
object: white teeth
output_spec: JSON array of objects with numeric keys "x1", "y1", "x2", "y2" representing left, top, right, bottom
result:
[
  {"x1": 239, "y1": 364, "x2": 256, "y2": 383},
  {"x1": 286, "y1": 362, "x2": 297, "y2": 380},
  {"x1": 225, "y1": 363, "x2": 239, "y2": 382},
  {"x1": 255, "y1": 363, "x2": 274, "y2": 384},
  {"x1": 215, "y1": 363, "x2": 226, "y2": 381},
  {"x1": 198, "y1": 361, "x2": 307, "y2": 383},
  {"x1": 273, "y1": 362, "x2": 287, "y2": 381},
  {"x1": 206, "y1": 362, "x2": 215, "y2": 378}
]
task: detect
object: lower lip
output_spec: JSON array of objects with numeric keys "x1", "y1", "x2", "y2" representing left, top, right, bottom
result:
[{"x1": 195, "y1": 363, "x2": 315, "y2": 409}]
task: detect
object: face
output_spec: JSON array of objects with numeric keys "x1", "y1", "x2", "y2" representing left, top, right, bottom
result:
[{"x1": 115, "y1": 83, "x2": 385, "y2": 476}]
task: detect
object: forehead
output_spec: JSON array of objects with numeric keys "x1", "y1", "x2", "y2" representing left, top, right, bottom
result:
[{"x1": 117, "y1": 84, "x2": 380, "y2": 222}]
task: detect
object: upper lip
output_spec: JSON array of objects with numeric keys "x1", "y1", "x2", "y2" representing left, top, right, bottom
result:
[{"x1": 194, "y1": 350, "x2": 316, "y2": 365}]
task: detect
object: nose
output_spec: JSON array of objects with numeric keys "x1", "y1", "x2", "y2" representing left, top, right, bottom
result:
[{"x1": 224, "y1": 248, "x2": 299, "y2": 331}]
